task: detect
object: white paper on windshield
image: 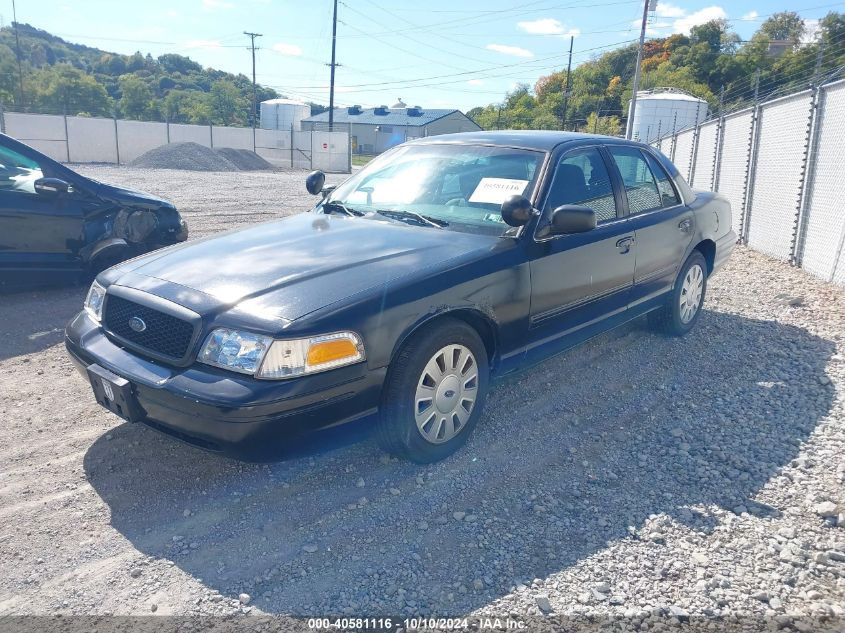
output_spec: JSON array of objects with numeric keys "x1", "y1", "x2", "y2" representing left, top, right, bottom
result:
[{"x1": 468, "y1": 178, "x2": 529, "y2": 204}]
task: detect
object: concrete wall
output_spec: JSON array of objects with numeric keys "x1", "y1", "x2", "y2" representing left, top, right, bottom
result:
[{"x1": 2, "y1": 112, "x2": 349, "y2": 172}]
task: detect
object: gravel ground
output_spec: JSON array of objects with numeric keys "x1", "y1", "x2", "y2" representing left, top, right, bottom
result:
[{"x1": 0, "y1": 166, "x2": 843, "y2": 631}]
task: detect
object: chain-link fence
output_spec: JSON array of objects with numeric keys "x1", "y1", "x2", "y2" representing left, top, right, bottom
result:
[
  {"x1": 653, "y1": 78, "x2": 845, "y2": 287},
  {"x1": 0, "y1": 108, "x2": 351, "y2": 173}
]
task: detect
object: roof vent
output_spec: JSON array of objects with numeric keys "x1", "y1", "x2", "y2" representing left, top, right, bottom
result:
[
  {"x1": 374, "y1": 105, "x2": 389, "y2": 115},
  {"x1": 407, "y1": 106, "x2": 423, "y2": 117},
  {"x1": 347, "y1": 105, "x2": 363, "y2": 115}
]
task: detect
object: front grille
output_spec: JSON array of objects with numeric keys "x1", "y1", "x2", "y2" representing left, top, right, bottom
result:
[{"x1": 104, "y1": 295, "x2": 195, "y2": 360}]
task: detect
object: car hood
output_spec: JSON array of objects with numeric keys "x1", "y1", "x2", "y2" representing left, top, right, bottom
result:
[
  {"x1": 94, "y1": 181, "x2": 175, "y2": 210},
  {"x1": 110, "y1": 212, "x2": 501, "y2": 321}
]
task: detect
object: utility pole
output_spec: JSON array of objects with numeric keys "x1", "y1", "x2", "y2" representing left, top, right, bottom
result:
[
  {"x1": 11, "y1": 0, "x2": 24, "y2": 110},
  {"x1": 328, "y1": 0, "x2": 339, "y2": 131},
  {"x1": 626, "y1": 0, "x2": 654, "y2": 139},
  {"x1": 753, "y1": 68, "x2": 761, "y2": 103},
  {"x1": 244, "y1": 31, "x2": 262, "y2": 152},
  {"x1": 561, "y1": 35, "x2": 574, "y2": 131}
]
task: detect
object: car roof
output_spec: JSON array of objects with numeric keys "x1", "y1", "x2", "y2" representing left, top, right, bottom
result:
[{"x1": 407, "y1": 130, "x2": 642, "y2": 152}]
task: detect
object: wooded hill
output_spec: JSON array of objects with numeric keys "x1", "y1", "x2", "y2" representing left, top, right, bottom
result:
[
  {"x1": 0, "y1": 23, "x2": 286, "y2": 125},
  {"x1": 467, "y1": 11, "x2": 845, "y2": 135}
]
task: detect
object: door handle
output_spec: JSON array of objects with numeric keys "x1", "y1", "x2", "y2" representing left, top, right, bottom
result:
[
  {"x1": 615, "y1": 236, "x2": 634, "y2": 254},
  {"x1": 678, "y1": 218, "x2": 692, "y2": 233}
]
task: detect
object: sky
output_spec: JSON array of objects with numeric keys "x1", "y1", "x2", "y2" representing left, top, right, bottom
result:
[{"x1": 7, "y1": 0, "x2": 843, "y2": 111}]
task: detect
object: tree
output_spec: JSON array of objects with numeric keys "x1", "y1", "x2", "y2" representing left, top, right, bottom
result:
[
  {"x1": 31, "y1": 65, "x2": 112, "y2": 115},
  {"x1": 157, "y1": 53, "x2": 202, "y2": 75},
  {"x1": 758, "y1": 11, "x2": 805, "y2": 46},
  {"x1": 119, "y1": 74, "x2": 152, "y2": 119},
  {"x1": 209, "y1": 79, "x2": 243, "y2": 125},
  {"x1": 579, "y1": 112, "x2": 622, "y2": 136}
]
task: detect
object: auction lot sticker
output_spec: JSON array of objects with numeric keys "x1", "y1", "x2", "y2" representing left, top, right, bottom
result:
[{"x1": 468, "y1": 178, "x2": 529, "y2": 204}]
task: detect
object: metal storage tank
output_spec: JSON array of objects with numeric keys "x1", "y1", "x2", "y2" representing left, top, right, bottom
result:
[
  {"x1": 259, "y1": 98, "x2": 311, "y2": 131},
  {"x1": 627, "y1": 88, "x2": 708, "y2": 143}
]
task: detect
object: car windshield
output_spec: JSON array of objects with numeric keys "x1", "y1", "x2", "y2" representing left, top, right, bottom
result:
[{"x1": 327, "y1": 143, "x2": 545, "y2": 236}]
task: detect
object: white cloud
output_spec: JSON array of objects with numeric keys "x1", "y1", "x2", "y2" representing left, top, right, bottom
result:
[
  {"x1": 517, "y1": 18, "x2": 564, "y2": 34},
  {"x1": 202, "y1": 0, "x2": 234, "y2": 10},
  {"x1": 673, "y1": 6, "x2": 728, "y2": 34},
  {"x1": 803, "y1": 19, "x2": 821, "y2": 43},
  {"x1": 486, "y1": 44, "x2": 534, "y2": 58},
  {"x1": 517, "y1": 18, "x2": 579, "y2": 37},
  {"x1": 272, "y1": 42, "x2": 303, "y2": 56},
  {"x1": 741, "y1": 10, "x2": 759, "y2": 21},
  {"x1": 184, "y1": 39, "x2": 221, "y2": 49},
  {"x1": 635, "y1": 18, "x2": 673, "y2": 36},
  {"x1": 655, "y1": 2, "x2": 686, "y2": 18},
  {"x1": 467, "y1": 79, "x2": 484, "y2": 86},
  {"x1": 165, "y1": 9, "x2": 179, "y2": 18}
]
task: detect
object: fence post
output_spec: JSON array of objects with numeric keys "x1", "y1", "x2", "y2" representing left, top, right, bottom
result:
[
  {"x1": 688, "y1": 123, "x2": 701, "y2": 186},
  {"x1": 63, "y1": 109, "x2": 71, "y2": 163},
  {"x1": 290, "y1": 123, "x2": 294, "y2": 169},
  {"x1": 209, "y1": 124, "x2": 214, "y2": 148},
  {"x1": 113, "y1": 113, "x2": 120, "y2": 165},
  {"x1": 792, "y1": 85, "x2": 823, "y2": 267},
  {"x1": 0, "y1": 104, "x2": 5, "y2": 134},
  {"x1": 166, "y1": 117, "x2": 170, "y2": 144},
  {"x1": 712, "y1": 104, "x2": 725, "y2": 191},
  {"x1": 742, "y1": 104, "x2": 763, "y2": 245}
]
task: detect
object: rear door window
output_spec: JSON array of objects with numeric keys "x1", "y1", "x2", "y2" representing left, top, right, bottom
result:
[
  {"x1": 607, "y1": 146, "x2": 662, "y2": 214},
  {"x1": 643, "y1": 151, "x2": 681, "y2": 208}
]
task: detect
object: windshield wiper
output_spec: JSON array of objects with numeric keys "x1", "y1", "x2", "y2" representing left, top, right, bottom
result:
[
  {"x1": 322, "y1": 200, "x2": 364, "y2": 216},
  {"x1": 375, "y1": 209, "x2": 449, "y2": 229}
]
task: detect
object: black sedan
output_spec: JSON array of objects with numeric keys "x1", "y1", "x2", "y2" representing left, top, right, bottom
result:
[
  {"x1": 65, "y1": 131, "x2": 735, "y2": 463},
  {"x1": 0, "y1": 133, "x2": 187, "y2": 291}
]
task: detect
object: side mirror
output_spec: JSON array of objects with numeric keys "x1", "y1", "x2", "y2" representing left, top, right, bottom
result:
[
  {"x1": 34, "y1": 177, "x2": 69, "y2": 197},
  {"x1": 549, "y1": 205, "x2": 596, "y2": 235},
  {"x1": 305, "y1": 170, "x2": 326, "y2": 196},
  {"x1": 500, "y1": 194, "x2": 535, "y2": 227}
]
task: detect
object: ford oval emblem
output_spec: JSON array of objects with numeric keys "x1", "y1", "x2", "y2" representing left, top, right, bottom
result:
[{"x1": 128, "y1": 316, "x2": 147, "y2": 333}]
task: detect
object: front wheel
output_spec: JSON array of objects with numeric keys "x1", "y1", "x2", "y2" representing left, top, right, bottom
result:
[
  {"x1": 648, "y1": 251, "x2": 708, "y2": 336},
  {"x1": 376, "y1": 318, "x2": 489, "y2": 463}
]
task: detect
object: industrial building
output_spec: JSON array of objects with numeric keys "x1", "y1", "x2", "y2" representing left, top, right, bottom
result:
[
  {"x1": 627, "y1": 88, "x2": 709, "y2": 143},
  {"x1": 301, "y1": 101, "x2": 481, "y2": 154}
]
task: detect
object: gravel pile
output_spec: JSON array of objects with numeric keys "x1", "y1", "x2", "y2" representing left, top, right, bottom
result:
[
  {"x1": 129, "y1": 142, "x2": 272, "y2": 172},
  {"x1": 0, "y1": 167, "x2": 842, "y2": 630},
  {"x1": 215, "y1": 147, "x2": 273, "y2": 171}
]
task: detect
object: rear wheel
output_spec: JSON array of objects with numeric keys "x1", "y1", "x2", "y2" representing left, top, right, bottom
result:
[
  {"x1": 648, "y1": 251, "x2": 708, "y2": 336},
  {"x1": 377, "y1": 318, "x2": 489, "y2": 463}
]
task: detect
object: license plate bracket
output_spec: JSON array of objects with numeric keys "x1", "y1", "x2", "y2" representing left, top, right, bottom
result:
[{"x1": 86, "y1": 364, "x2": 144, "y2": 423}]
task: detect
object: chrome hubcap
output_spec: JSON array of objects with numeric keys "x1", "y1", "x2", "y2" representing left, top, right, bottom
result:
[
  {"x1": 680, "y1": 263, "x2": 704, "y2": 324},
  {"x1": 414, "y1": 344, "x2": 478, "y2": 444}
]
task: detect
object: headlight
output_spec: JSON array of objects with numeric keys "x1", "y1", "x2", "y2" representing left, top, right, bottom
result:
[
  {"x1": 198, "y1": 328, "x2": 273, "y2": 375},
  {"x1": 84, "y1": 281, "x2": 106, "y2": 321},
  {"x1": 199, "y1": 329, "x2": 364, "y2": 379},
  {"x1": 258, "y1": 332, "x2": 365, "y2": 379}
]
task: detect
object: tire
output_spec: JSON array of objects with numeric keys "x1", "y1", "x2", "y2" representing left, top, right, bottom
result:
[
  {"x1": 648, "y1": 250, "x2": 708, "y2": 336},
  {"x1": 376, "y1": 318, "x2": 489, "y2": 463}
]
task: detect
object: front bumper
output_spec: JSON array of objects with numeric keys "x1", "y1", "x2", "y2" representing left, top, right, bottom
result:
[{"x1": 65, "y1": 311, "x2": 385, "y2": 459}]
